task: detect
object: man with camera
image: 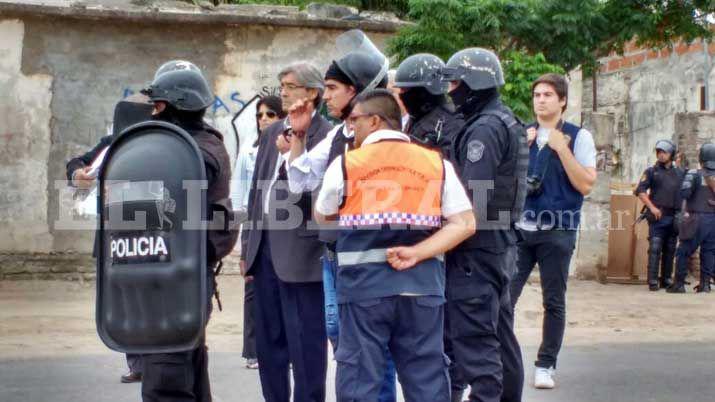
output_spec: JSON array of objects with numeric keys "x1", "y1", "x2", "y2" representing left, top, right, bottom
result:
[{"x1": 510, "y1": 73, "x2": 597, "y2": 390}]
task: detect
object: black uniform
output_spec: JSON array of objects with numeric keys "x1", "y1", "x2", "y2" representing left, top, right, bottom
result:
[
  {"x1": 671, "y1": 169, "x2": 715, "y2": 293},
  {"x1": 141, "y1": 119, "x2": 236, "y2": 402},
  {"x1": 447, "y1": 93, "x2": 527, "y2": 402},
  {"x1": 405, "y1": 104, "x2": 464, "y2": 158},
  {"x1": 634, "y1": 163, "x2": 684, "y2": 288}
]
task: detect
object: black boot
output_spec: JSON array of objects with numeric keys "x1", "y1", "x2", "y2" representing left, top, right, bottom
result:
[
  {"x1": 666, "y1": 282, "x2": 686, "y2": 293},
  {"x1": 647, "y1": 237, "x2": 663, "y2": 291},
  {"x1": 695, "y1": 274, "x2": 711, "y2": 293}
]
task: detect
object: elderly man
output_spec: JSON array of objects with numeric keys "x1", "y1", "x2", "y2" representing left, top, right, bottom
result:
[{"x1": 240, "y1": 61, "x2": 333, "y2": 402}]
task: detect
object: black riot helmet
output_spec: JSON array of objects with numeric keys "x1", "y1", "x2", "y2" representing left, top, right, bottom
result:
[
  {"x1": 142, "y1": 68, "x2": 214, "y2": 112},
  {"x1": 334, "y1": 51, "x2": 389, "y2": 95},
  {"x1": 654, "y1": 139, "x2": 677, "y2": 157},
  {"x1": 153, "y1": 60, "x2": 202, "y2": 81},
  {"x1": 442, "y1": 47, "x2": 505, "y2": 91},
  {"x1": 699, "y1": 142, "x2": 715, "y2": 170},
  {"x1": 394, "y1": 54, "x2": 448, "y2": 95}
]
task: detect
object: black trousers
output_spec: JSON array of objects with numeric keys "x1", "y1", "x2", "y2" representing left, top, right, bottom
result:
[
  {"x1": 510, "y1": 229, "x2": 577, "y2": 369},
  {"x1": 446, "y1": 248, "x2": 524, "y2": 402},
  {"x1": 126, "y1": 353, "x2": 143, "y2": 374},
  {"x1": 242, "y1": 281, "x2": 257, "y2": 360},
  {"x1": 141, "y1": 269, "x2": 215, "y2": 402},
  {"x1": 253, "y1": 234, "x2": 328, "y2": 402},
  {"x1": 141, "y1": 342, "x2": 211, "y2": 402}
]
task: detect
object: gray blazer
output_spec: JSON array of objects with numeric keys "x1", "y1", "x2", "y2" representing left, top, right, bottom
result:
[{"x1": 241, "y1": 113, "x2": 332, "y2": 282}]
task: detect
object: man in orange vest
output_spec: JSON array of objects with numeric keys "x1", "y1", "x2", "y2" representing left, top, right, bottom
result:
[{"x1": 312, "y1": 89, "x2": 475, "y2": 402}]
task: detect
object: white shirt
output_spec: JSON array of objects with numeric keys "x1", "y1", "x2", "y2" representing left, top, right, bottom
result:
[
  {"x1": 287, "y1": 123, "x2": 352, "y2": 194},
  {"x1": 315, "y1": 129, "x2": 473, "y2": 218},
  {"x1": 264, "y1": 151, "x2": 289, "y2": 213},
  {"x1": 229, "y1": 144, "x2": 258, "y2": 212}
]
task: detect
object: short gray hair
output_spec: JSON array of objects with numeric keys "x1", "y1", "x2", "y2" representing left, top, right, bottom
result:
[{"x1": 278, "y1": 61, "x2": 324, "y2": 106}]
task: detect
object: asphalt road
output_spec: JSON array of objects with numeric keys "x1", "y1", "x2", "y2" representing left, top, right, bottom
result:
[{"x1": 2, "y1": 342, "x2": 714, "y2": 402}]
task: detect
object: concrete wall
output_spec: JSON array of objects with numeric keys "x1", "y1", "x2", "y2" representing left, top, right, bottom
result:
[
  {"x1": 584, "y1": 40, "x2": 714, "y2": 183},
  {"x1": 0, "y1": 4, "x2": 395, "y2": 278}
]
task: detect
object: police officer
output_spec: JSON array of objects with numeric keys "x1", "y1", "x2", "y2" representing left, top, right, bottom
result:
[
  {"x1": 313, "y1": 89, "x2": 475, "y2": 402},
  {"x1": 441, "y1": 48, "x2": 527, "y2": 402},
  {"x1": 667, "y1": 143, "x2": 715, "y2": 294},
  {"x1": 392, "y1": 53, "x2": 464, "y2": 157},
  {"x1": 139, "y1": 62, "x2": 237, "y2": 401},
  {"x1": 634, "y1": 140, "x2": 684, "y2": 291}
]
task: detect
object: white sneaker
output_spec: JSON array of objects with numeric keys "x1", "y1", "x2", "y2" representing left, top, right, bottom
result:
[{"x1": 534, "y1": 366, "x2": 555, "y2": 389}]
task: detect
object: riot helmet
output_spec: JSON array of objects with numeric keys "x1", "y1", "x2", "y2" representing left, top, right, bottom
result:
[
  {"x1": 142, "y1": 67, "x2": 214, "y2": 112},
  {"x1": 442, "y1": 47, "x2": 505, "y2": 91},
  {"x1": 394, "y1": 53, "x2": 448, "y2": 95},
  {"x1": 654, "y1": 139, "x2": 677, "y2": 157},
  {"x1": 699, "y1": 142, "x2": 715, "y2": 170}
]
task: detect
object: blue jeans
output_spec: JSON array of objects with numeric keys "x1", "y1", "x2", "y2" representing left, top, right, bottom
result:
[{"x1": 323, "y1": 250, "x2": 397, "y2": 402}]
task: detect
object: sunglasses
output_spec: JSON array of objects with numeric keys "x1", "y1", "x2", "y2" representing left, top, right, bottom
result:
[{"x1": 256, "y1": 110, "x2": 278, "y2": 119}]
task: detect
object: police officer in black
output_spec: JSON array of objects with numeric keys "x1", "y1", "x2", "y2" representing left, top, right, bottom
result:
[
  {"x1": 634, "y1": 140, "x2": 684, "y2": 291},
  {"x1": 392, "y1": 53, "x2": 464, "y2": 157},
  {"x1": 441, "y1": 47, "x2": 527, "y2": 402},
  {"x1": 139, "y1": 63, "x2": 237, "y2": 401},
  {"x1": 668, "y1": 143, "x2": 715, "y2": 294}
]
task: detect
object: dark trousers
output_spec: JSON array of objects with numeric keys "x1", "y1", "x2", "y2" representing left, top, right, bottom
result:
[
  {"x1": 242, "y1": 281, "x2": 257, "y2": 360},
  {"x1": 337, "y1": 296, "x2": 450, "y2": 402},
  {"x1": 141, "y1": 342, "x2": 211, "y2": 402},
  {"x1": 675, "y1": 213, "x2": 715, "y2": 283},
  {"x1": 141, "y1": 270, "x2": 215, "y2": 402},
  {"x1": 126, "y1": 353, "x2": 143, "y2": 374},
  {"x1": 446, "y1": 248, "x2": 524, "y2": 402},
  {"x1": 253, "y1": 234, "x2": 328, "y2": 402},
  {"x1": 647, "y1": 215, "x2": 677, "y2": 285},
  {"x1": 511, "y1": 229, "x2": 577, "y2": 369}
]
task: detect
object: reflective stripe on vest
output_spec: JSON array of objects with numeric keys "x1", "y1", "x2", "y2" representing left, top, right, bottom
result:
[{"x1": 339, "y1": 141, "x2": 444, "y2": 228}]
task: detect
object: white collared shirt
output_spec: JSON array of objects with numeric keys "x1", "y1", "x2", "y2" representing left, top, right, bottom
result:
[
  {"x1": 287, "y1": 123, "x2": 352, "y2": 194},
  {"x1": 315, "y1": 129, "x2": 472, "y2": 217}
]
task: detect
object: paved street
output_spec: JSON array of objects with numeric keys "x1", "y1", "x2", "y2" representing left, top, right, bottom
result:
[{"x1": 1, "y1": 278, "x2": 714, "y2": 402}]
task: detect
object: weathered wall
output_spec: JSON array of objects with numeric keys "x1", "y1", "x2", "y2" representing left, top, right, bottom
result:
[
  {"x1": 584, "y1": 40, "x2": 713, "y2": 183},
  {"x1": 574, "y1": 112, "x2": 616, "y2": 281},
  {"x1": 675, "y1": 111, "x2": 715, "y2": 169},
  {"x1": 0, "y1": 5, "x2": 395, "y2": 278}
]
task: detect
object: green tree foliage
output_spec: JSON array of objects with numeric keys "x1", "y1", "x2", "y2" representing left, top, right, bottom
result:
[{"x1": 387, "y1": 0, "x2": 714, "y2": 119}]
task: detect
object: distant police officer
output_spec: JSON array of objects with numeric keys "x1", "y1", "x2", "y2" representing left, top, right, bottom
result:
[
  {"x1": 634, "y1": 140, "x2": 684, "y2": 291},
  {"x1": 393, "y1": 53, "x2": 464, "y2": 157},
  {"x1": 139, "y1": 62, "x2": 237, "y2": 402},
  {"x1": 441, "y1": 48, "x2": 527, "y2": 402},
  {"x1": 668, "y1": 143, "x2": 715, "y2": 294}
]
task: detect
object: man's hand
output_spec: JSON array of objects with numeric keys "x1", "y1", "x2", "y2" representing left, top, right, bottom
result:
[
  {"x1": 386, "y1": 247, "x2": 423, "y2": 271},
  {"x1": 276, "y1": 133, "x2": 292, "y2": 154},
  {"x1": 287, "y1": 98, "x2": 314, "y2": 137},
  {"x1": 547, "y1": 129, "x2": 571, "y2": 153},
  {"x1": 649, "y1": 206, "x2": 663, "y2": 221},
  {"x1": 72, "y1": 166, "x2": 96, "y2": 189},
  {"x1": 526, "y1": 127, "x2": 537, "y2": 146},
  {"x1": 239, "y1": 260, "x2": 253, "y2": 283}
]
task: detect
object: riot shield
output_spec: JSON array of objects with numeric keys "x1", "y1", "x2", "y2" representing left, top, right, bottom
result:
[
  {"x1": 96, "y1": 120, "x2": 208, "y2": 354},
  {"x1": 112, "y1": 95, "x2": 154, "y2": 137},
  {"x1": 336, "y1": 29, "x2": 389, "y2": 93}
]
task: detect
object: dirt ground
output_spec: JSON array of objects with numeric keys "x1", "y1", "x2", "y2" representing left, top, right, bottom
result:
[{"x1": 1, "y1": 276, "x2": 713, "y2": 360}]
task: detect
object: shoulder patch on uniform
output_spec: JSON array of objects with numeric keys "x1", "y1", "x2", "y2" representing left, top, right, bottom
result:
[
  {"x1": 640, "y1": 173, "x2": 648, "y2": 182},
  {"x1": 467, "y1": 140, "x2": 485, "y2": 163}
]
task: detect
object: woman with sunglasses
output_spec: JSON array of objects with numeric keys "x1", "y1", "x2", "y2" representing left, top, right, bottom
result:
[{"x1": 232, "y1": 95, "x2": 285, "y2": 370}]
